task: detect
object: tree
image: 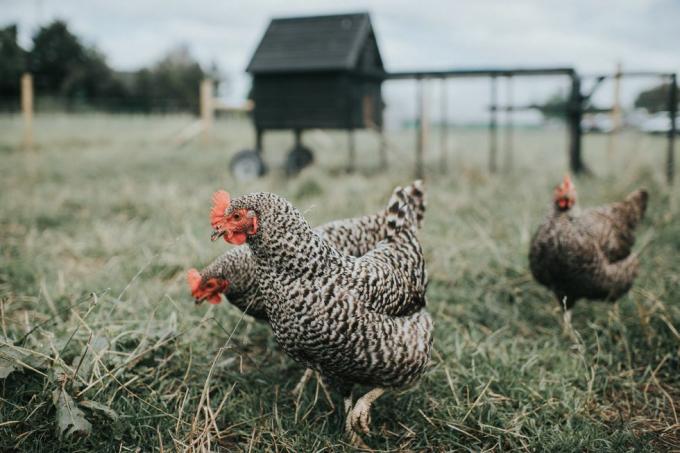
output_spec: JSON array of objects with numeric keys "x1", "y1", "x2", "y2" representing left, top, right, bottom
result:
[
  {"x1": 28, "y1": 20, "x2": 124, "y2": 108},
  {"x1": 535, "y1": 91, "x2": 568, "y2": 121},
  {"x1": 145, "y1": 44, "x2": 206, "y2": 112},
  {"x1": 11, "y1": 20, "x2": 212, "y2": 112},
  {"x1": 634, "y1": 83, "x2": 679, "y2": 113},
  {"x1": 0, "y1": 24, "x2": 26, "y2": 108},
  {"x1": 29, "y1": 20, "x2": 88, "y2": 94}
]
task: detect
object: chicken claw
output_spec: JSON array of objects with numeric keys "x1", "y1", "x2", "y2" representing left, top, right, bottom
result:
[{"x1": 349, "y1": 388, "x2": 385, "y2": 435}]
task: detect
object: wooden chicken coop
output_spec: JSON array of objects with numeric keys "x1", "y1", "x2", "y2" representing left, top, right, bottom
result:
[{"x1": 231, "y1": 12, "x2": 386, "y2": 179}]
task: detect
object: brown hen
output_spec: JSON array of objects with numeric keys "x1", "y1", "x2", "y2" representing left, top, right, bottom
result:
[{"x1": 529, "y1": 175, "x2": 648, "y2": 328}]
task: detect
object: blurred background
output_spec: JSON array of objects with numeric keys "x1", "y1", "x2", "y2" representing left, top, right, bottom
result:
[
  {"x1": 0, "y1": 1, "x2": 678, "y2": 121},
  {"x1": 1, "y1": 1, "x2": 679, "y2": 451},
  {"x1": 1, "y1": 0, "x2": 679, "y2": 179}
]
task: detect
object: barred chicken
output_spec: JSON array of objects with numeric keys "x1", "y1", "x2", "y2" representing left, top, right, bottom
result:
[
  {"x1": 187, "y1": 181, "x2": 426, "y2": 320},
  {"x1": 529, "y1": 175, "x2": 648, "y2": 329},
  {"x1": 209, "y1": 186, "x2": 433, "y2": 444}
]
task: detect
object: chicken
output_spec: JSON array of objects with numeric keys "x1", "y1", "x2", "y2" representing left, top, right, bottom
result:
[
  {"x1": 188, "y1": 182, "x2": 426, "y2": 400},
  {"x1": 529, "y1": 175, "x2": 648, "y2": 329},
  {"x1": 187, "y1": 181, "x2": 426, "y2": 320},
  {"x1": 209, "y1": 186, "x2": 433, "y2": 444}
]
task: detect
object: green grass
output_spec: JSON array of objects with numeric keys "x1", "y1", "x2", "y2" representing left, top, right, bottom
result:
[{"x1": 1, "y1": 114, "x2": 679, "y2": 451}]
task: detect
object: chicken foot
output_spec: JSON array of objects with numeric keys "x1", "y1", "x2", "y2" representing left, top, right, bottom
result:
[
  {"x1": 348, "y1": 387, "x2": 385, "y2": 435},
  {"x1": 344, "y1": 394, "x2": 367, "y2": 449}
]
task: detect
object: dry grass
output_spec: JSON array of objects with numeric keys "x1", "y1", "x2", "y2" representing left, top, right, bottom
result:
[{"x1": 0, "y1": 114, "x2": 678, "y2": 452}]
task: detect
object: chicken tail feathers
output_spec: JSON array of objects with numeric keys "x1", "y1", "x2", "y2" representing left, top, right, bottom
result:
[
  {"x1": 625, "y1": 188, "x2": 649, "y2": 226},
  {"x1": 599, "y1": 253, "x2": 640, "y2": 301},
  {"x1": 404, "y1": 180, "x2": 426, "y2": 228},
  {"x1": 385, "y1": 186, "x2": 412, "y2": 238},
  {"x1": 385, "y1": 180, "x2": 426, "y2": 236}
]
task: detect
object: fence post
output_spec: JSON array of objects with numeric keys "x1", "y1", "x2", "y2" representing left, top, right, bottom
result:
[
  {"x1": 607, "y1": 62, "x2": 622, "y2": 168},
  {"x1": 347, "y1": 129, "x2": 356, "y2": 173},
  {"x1": 200, "y1": 79, "x2": 214, "y2": 143},
  {"x1": 21, "y1": 73, "x2": 33, "y2": 150},
  {"x1": 504, "y1": 75, "x2": 514, "y2": 172},
  {"x1": 667, "y1": 73, "x2": 677, "y2": 185},
  {"x1": 488, "y1": 76, "x2": 498, "y2": 173},
  {"x1": 415, "y1": 77, "x2": 426, "y2": 179},
  {"x1": 440, "y1": 77, "x2": 448, "y2": 173},
  {"x1": 568, "y1": 73, "x2": 584, "y2": 174}
]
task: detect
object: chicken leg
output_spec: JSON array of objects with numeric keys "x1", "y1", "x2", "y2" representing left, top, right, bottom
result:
[
  {"x1": 563, "y1": 308, "x2": 573, "y2": 331},
  {"x1": 292, "y1": 369, "x2": 334, "y2": 411},
  {"x1": 349, "y1": 387, "x2": 385, "y2": 434},
  {"x1": 291, "y1": 368, "x2": 313, "y2": 400},
  {"x1": 344, "y1": 394, "x2": 369, "y2": 449}
]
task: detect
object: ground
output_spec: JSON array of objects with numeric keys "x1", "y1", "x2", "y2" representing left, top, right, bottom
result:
[{"x1": 0, "y1": 114, "x2": 678, "y2": 452}]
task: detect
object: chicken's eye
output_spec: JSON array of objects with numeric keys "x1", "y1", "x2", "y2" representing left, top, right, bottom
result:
[{"x1": 233, "y1": 213, "x2": 241, "y2": 221}]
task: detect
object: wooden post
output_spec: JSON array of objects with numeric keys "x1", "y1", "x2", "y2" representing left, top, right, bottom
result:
[
  {"x1": 488, "y1": 76, "x2": 498, "y2": 173},
  {"x1": 607, "y1": 62, "x2": 622, "y2": 164},
  {"x1": 667, "y1": 73, "x2": 677, "y2": 185},
  {"x1": 347, "y1": 129, "x2": 356, "y2": 173},
  {"x1": 504, "y1": 75, "x2": 514, "y2": 172},
  {"x1": 440, "y1": 77, "x2": 448, "y2": 173},
  {"x1": 568, "y1": 74, "x2": 585, "y2": 174},
  {"x1": 21, "y1": 73, "x2": 33, "y2": 150},
  {"x1": 415, "y1": 78, "x2": 427, "y2": 179},
  {"x1": 378, "y1": 126, "x2": 388, "y2": 169},
  {"x1": 200, "y1": 79, "x2": 214, "y2": 143}
]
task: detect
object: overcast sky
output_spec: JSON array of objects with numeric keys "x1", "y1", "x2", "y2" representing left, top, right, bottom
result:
[{"x1": 2, "y1": 0, "x2": 679, "y2": 124}]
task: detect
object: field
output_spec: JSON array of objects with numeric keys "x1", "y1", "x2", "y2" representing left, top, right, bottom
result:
[{"x1": 1, "y1": 114, "x2": 679, "y2": 452}]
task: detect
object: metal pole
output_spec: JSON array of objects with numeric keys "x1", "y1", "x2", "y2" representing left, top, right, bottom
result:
[
  {"x1": 440, "y1": 77, "x2": 448, "y2": 173},
  {"x1": 667, "y1": 73, "x2": 677, "y2": 185},
  {"x1": 504, "y1": 75, "x2": 514, "y2": 172},
  {"x1": 489, "y1": 76, "x2": 498, "y2": 173},
  {"x1": 568, "y1": 74, "x2": 584, "y2": 174},
  {"x1": 255, "y1": 128, "x2": 263, "y2": 154},
  {"x1": 415, "y1": 78, "x2": 425, "y2": 179}
]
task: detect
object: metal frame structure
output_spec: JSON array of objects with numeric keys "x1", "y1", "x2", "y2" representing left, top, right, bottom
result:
[
  {"x1": 388, "y1": 67, "x2": 678, "y2": 184},
  {"x1": 583, "y1": 71, "x2": 677, "y2": 185}
]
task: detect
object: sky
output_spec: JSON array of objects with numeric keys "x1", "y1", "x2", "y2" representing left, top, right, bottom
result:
[{"x1": 2, "y1": 0, "x2": 679, "y2": 125}]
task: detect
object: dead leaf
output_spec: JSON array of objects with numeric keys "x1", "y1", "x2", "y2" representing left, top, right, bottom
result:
[
  {"x1": 52, "y1": 389, "x2": 92, "y2": 438},
  {"x1": 80, "y1": 400, "x2": 118, "y2": 420}
]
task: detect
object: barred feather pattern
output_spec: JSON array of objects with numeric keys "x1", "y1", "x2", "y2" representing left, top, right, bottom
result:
[
  {"x1": 198, "y1": 181, "x2": 426, "y2": 320},
  {"x1": 228, "y1": 191, "x2": 433, "y2": 390},
  {"x1": 529, "y1": 189, "x2": 648, "y2": 309}
]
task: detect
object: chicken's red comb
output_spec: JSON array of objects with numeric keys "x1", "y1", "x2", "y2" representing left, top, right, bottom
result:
[
  {"x1": 187, "y1": 268, "x2": 227, "y2": 305},
  {"x1": 187, "y1": 268, "x2": 202, "y2": 293},
  {"x1": 210, "y1": 191, "x2": 231, "y2": 228}
]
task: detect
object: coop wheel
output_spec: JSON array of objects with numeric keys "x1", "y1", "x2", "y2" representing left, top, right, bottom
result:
[
  {"x1": 285, "y1": 145, "x2": 314, "y2": 176},
  {"x1": 230, "y1": 150, "x2": 266, "y2": 181}
]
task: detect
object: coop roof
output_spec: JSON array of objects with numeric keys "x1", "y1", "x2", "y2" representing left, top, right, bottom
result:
[{"x1": 246, "y1": 12, "x2": 383, "y2": 74}]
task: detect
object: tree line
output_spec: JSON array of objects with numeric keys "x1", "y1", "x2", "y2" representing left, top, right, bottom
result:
[
  {"x1": 0, "y1": 20, "x2": 675, "y2": 116},
  {"x1": 0, "y1": 20, "x2": 218, "y2": 113}
]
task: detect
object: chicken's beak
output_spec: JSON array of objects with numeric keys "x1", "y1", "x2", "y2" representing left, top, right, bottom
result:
[{"x1": 211, "y1": 229, "x2": 225, "y2": 241}]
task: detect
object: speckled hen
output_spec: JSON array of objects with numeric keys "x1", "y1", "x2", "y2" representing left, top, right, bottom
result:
[
  {"x1": 188, "y1": 181, "x2": 426, "y2": 320},
  {"x1": 211, "y1": 186, "x2": 433, "y2": 443},
  {"x1": 529, "y1": 175, "x2": 648, "y2": 328}
]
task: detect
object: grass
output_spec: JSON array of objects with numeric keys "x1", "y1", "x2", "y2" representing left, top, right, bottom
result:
[{"x1": 0, "y1": 113, "x2": 679, "y2": 452}]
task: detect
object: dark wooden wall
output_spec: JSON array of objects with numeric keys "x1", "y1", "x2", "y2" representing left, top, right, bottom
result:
[{"x1": 252, "y1": 73, "x2": 382, "y2": 130}]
